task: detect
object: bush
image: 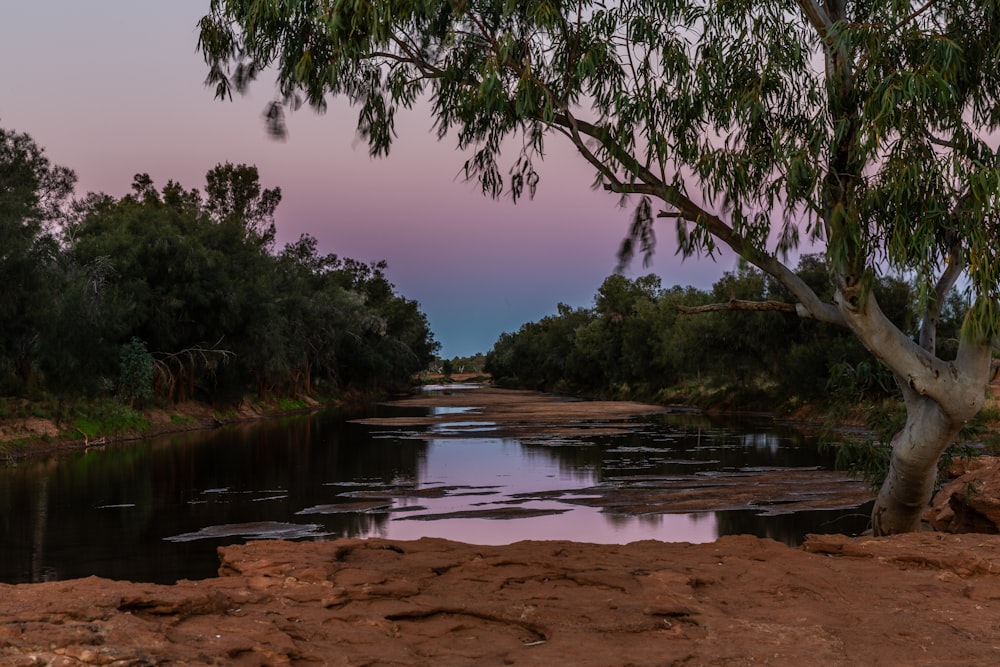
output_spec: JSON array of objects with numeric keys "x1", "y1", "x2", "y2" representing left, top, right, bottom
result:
[{"x1": 118, "y1": 338, "x2": 153, "y2": 407}]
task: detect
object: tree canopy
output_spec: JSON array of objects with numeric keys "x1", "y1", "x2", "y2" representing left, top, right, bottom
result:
[
  {"x1": 199, "y1": 0, "x2": 1000, "y2": 534},
  {"x1": 199, "y1": 1, "x2": 998, "y2": 321},
  {"x1": 0, "y1": 124, "x2": 438, "y2": 404},
  {"x1": 484, "y1": 258, "x2": 922, "y2": 403}
]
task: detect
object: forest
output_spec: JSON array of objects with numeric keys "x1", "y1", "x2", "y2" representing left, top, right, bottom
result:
[
  {"x1": 485, "y1": 258, "x2": 968, "y2": 412},
  {"x1": 0, "y1": 125, "x2": 438, "y2": 409}
]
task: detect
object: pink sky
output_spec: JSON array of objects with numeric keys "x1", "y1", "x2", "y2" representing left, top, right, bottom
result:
[{"x1": 1, "y1": 1, "x2": 740, "y2": 357}]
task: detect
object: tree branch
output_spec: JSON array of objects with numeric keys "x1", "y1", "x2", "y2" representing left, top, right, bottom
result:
[
  {"x1": 918, "y1": 245, "x2": 963, "y2": 354},
  {"x1": 796, "y1": 0, "x2": 834, "y2": 39},
  {"x1": 677, "y1": 299, "x2": 797, "y2": 315},
  {"x1": 893, "y1": 0, "x2": 941, "y2": 33},
  {"x1": 550, "y1": 110, "x2": 845, "y2": 327}
]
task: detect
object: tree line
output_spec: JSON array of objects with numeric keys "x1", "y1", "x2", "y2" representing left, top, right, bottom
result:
[
  {"x1": 485, "y1": 257, "x2": 967, "y2": 408},
  {"x1": 1, "y1": 125, "x2": 438, "y2": 405}
]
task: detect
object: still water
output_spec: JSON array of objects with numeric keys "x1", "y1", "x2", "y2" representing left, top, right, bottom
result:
[{"x1": 0, "y1": 388, "x2": 872, "y2": 584}]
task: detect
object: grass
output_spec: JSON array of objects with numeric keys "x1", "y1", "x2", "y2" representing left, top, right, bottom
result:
[
  {"x1": 277, "y1": 398, "x2": 308, "y2": 411},
  {"x1": 70, "y1": 401, "x2": 149, "y2": 439}
]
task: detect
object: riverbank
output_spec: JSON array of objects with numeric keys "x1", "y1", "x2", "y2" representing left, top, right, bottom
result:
[
  {"x1": 0, "y1": 391, "x2": 374, "y2": 462},
  {"x1": 0, "y1": 377, "x2": 483, "y2": 462},
  {"x1": 2, "y1": 382, "x2": 1000, "y2": 665},
  {"x1": 5, "y1": 533, "x2": 1000, "y2": 665}
]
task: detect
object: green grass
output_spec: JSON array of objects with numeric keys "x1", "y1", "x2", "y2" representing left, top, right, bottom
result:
[
  {"x1": 70, "y1": 401, "x2": 149, "y2": 439},
  {"x1": 977, "y1": 403, "x2": 1000, "y2": 423},
  {"x1": 277, "y1": 398, "x2": 308, "y2": 411}
]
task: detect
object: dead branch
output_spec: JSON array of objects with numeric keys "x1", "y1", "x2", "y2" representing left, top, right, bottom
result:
[
  {"x1": 676, "y1": 299, "x2": 798, "y2": 314},
  {"x1": 152, "y1": 341, "x2": 236, "y2": 402}
]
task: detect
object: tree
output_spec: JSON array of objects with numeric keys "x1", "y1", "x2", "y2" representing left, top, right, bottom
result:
[
  {"x1": 0, "y1": 125, "x2": 76, "y2": 388},
  {"x1": 204, "y1": 162, "x2": 281, "y2": 248},
  {"x1": 68, "y1": 171, "x2": 269, "y2": 401},
  {"x1": 199, "y1": 1, "x2": 1000, "y2": 535},
  {"x1": 117, "y1": 337, "x2": 154, "y2": 408}
]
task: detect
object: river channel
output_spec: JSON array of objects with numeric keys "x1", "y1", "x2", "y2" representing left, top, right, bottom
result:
[{"x1": 0, "y1": 385, "x2": 872, "y2": 584}]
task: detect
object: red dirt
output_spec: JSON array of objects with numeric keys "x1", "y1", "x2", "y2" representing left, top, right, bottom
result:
[{"x1": 4, "y1": 534, "x2": 1000, "y2": 666}]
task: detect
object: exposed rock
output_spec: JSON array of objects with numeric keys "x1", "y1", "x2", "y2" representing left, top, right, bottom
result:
[
  {"x1": 5, "y1": 534, "x2": 1000, "y2": 665},
  {"x1": 927, "y1": 456, "x2": 1000, "y2": 534}
]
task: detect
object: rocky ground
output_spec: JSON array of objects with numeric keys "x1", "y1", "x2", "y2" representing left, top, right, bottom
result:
[
  {"x1": 3, "y1": 382, "x2": 1000, "y2": 665},
  {"x1": 4, "y1": 534, "x2": 1000, "y2": 666}
]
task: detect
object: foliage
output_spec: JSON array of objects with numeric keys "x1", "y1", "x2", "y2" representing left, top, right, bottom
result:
[
  {"x1": 485, "y1": 303, "x2": 595, "y2": 390},
  {"x1": 0, "y1": 126, "x2": 76, "y2": 391},
  {"x1": 434, "y1": 352, "x2": 487, "y2": 376},
  {"x1": 199, "y1": 1, "x2": 999, "y2": 327},
  {"x1": 485, "y1": 256, "x2": 924, "y2": 405},
  {"x1": 117, "y1": 338, "x2": 154, "y2": 408},
  {"x1": 72, "y1": 403, "x2": 149, "y2": 439},
  {"x1": 0, "y1": 123, "x2": 439, "y2": 404}
]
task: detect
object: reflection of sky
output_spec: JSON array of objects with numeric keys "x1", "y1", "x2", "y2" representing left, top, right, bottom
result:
[
  {"x1": 373, "y1": 437, "x2": 720, "y2": 544},
  {"x1": 419, "y1": 437, "x2": 584, "y2": 491},
  {"x1": 380, "y1": 505, "x2": 717, "y2": 544},
  {"x1": 381, "y1": 507, "x2": 719, "y2": 545}
]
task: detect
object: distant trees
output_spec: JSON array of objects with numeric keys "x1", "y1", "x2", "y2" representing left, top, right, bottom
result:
[
  {"x1": 486, "y1": 257, "x2": 921, "y2": 405},
  {"x1": 434, "y1": 353, "x2": 487, "y2": 377},
  {"x1": 0, "y1": 124, "x2": 438, "y2": 403}
]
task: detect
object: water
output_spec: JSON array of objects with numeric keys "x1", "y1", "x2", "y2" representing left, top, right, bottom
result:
[{"x1": 0, "y1": 391, "x2": 872, "y2": 584}]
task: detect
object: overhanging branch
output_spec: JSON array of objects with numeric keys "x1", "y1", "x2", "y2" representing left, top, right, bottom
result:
[
  {"x1": 677, "y1": 299, "x2": 798, "y2": 315},
  {"x1": 551, "y1": 111, "x2": 845, "y2": 328}
]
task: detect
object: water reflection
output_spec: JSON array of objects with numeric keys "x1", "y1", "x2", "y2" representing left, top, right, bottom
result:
[{"x1": 0, "y1": 397, "x2": 871, "y2": 585}]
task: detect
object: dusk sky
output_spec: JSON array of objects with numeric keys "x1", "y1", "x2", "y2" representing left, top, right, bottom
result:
[{"x1": 1, "y1": 1, "x2": 743, "y2": 358}]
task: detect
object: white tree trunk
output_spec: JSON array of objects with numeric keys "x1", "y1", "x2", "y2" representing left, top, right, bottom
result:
[
  {"x1": 872, "y1": 394, "x2": 963, "y2": 534},
  {"x1": 834, "y1": 287, "x2": 992, "y2": 535}
]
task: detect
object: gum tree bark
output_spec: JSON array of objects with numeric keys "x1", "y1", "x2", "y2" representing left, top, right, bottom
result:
[{"x1": 834, "y1": 289, "x2": 993, "y2": 533}]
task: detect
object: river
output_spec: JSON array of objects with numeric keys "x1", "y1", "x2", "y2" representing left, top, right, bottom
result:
[{"x1": 0, "y1": 385, "x2": 872, "y2": 584}]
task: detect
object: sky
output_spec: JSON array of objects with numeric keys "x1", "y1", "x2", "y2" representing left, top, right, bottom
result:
[{"x1": 0, "y1": 1, "x2": 742, "y2": 358}]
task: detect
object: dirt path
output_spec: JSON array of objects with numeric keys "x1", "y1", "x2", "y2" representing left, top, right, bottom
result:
[{"x1": 2, "y1": 385, "x2": 998, "y2": 665}]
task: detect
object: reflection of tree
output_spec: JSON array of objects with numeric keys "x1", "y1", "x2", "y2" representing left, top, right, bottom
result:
[
  {"x1": 31, "y1": 467, "x2": 52, "y2": 582},
  {"x1": 518, "y1": 412, "x2": 834, "y2": 483},
  {"x1": 0, "y1": 409, "x2": 430, "y2": 583},
  {"x1": 714, "y1": 504, "x2": 873, "y2": 547}
]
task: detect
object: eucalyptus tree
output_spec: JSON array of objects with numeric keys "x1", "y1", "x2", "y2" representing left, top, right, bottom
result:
[
  {"x1": 0, "y1": 126, "x2": 75, "y2": 387},
  {"x1": 69, "y1": 172, "x2": 267, "y2": 401},
  {"x1": 204, "y1": 162, "x2": 281, "y2": 248},
  {"x1": 199, "y1": 1, "x2": 1000, "y2": 534},
  {"x1": 579, "y1": 274, "x2": 664, "y2": 389}
]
